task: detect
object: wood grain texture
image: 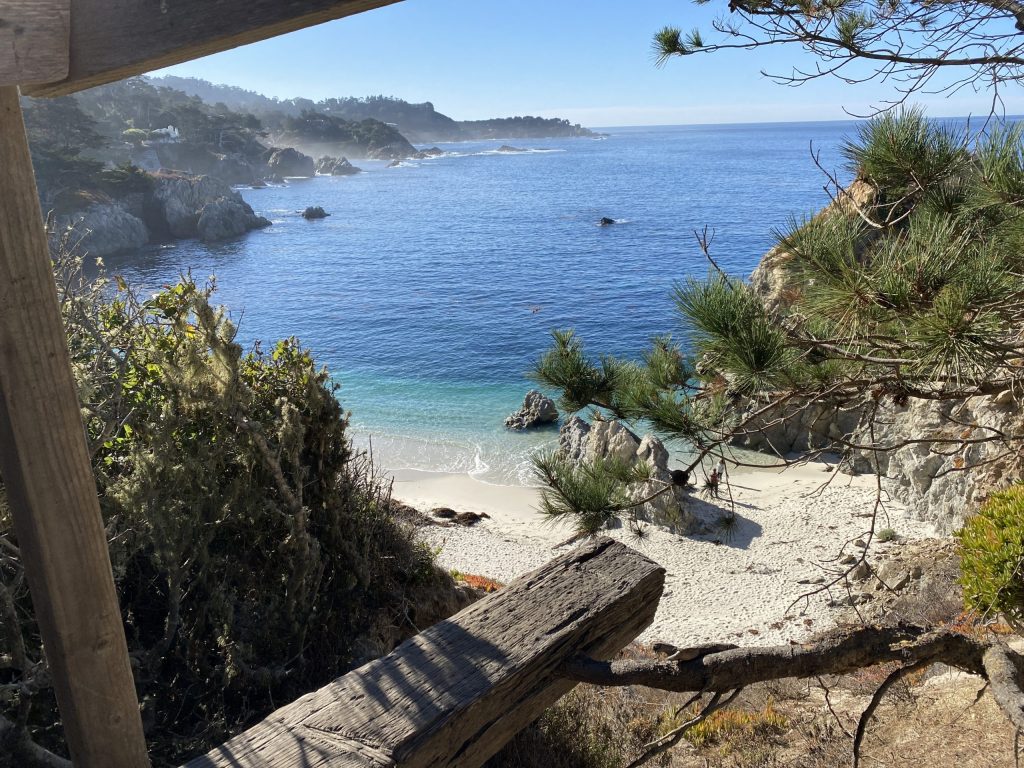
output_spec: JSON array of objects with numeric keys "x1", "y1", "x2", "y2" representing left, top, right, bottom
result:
[
  {"x1": 0, "y1": 1, "x2": 70, "y2": 86},
  {"x1": 22, "y1": 0, "x2": 402, "y2": 97},
  {"x1": 0, "y1": 86, "x2": 149, "y2": 766},
  {"x1": 185, "y1": 538, "x2": 665, "y2": 768}
]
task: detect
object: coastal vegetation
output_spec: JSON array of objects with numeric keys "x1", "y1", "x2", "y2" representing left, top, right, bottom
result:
[{"x1": 0, "y1": 250, "x2": 461, "y2": 766}]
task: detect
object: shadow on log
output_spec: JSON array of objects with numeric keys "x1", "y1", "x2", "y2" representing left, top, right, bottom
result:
[{"x1": 184, "y1": 537, "x2": 665, "y2": 768}]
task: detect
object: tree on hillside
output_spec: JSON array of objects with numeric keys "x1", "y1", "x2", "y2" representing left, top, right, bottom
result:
[
  {"x1": 654, "y1": 0, "x2": 1024, "y2": 110},
  {"x1": 530, "y1": 109, "x2": 1024, "y2": 765},
  {"x1": 22, "y1": 96, "x2": 106, "y2": 154}
]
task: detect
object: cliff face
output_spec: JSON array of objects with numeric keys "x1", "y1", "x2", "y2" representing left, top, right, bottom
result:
[
  {"x1": 742, "y1": 180, "x2": 1022, "y2": 533},
  {"x1": 58, "y1": 171, "x2": 270, "y2": 258}
]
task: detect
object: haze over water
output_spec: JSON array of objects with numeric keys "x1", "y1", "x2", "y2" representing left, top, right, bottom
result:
[{"x1": 104, "y1": 121, "x2": 857, "y2": 484}]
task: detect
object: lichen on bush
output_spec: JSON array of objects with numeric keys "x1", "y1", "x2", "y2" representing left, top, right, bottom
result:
[
  {"x1": 0, "y1": 247, "x2": 448, "y2": 765},
  {"x1": 957, "y1": 484, "x2": 1024, "y2": 631}
]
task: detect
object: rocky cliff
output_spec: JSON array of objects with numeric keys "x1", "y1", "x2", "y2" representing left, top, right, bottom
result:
[
  {"x1": 742, "y1": 180, "x2": 1022, "y2": 533},
  {"x1": 59, "y1": 171, "x2": 270, "y2": 258}
]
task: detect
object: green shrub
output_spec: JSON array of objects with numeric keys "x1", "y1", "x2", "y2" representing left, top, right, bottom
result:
[
  {"x1": 957, "y1": 485, "x2": 1024, "y2": 631},
  {"x1": 0, "y1": 254, "x2": 446, "y2": 765},
  {"x1": 877, "y1": 528, "x2": 897, "y2": 542}
]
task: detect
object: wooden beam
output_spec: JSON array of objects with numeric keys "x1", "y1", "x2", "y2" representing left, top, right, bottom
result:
[
  {"x1": 0, "y1": 1, "x2": 70, "y2": 86},
  {"x1": 184, "y1": 538, "x2": 665, "y2": 768},
  {"x1": 22, "y1": 0, "x2": 402, "y2": 97},
  {"x1": 0, "y1": 86, "x2": 149, "y2": 767}
]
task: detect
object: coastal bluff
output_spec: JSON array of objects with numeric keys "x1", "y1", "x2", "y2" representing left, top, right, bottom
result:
[
  {"x1": 737, "y1": 179, "x2": 1023, "y2": 533},
  {"x1": 60, "y1": 170, "x2": 270, "y2": 257}
]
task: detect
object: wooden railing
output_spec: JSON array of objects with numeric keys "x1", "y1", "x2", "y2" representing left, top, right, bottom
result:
[{"x1": 185, "y1": 538, "x2": 665, "y2": 768}]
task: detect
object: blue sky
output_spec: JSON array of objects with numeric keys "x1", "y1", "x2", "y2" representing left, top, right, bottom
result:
[{"x1": 154, "y1": 0, "x2": 1024, "y2": 126}]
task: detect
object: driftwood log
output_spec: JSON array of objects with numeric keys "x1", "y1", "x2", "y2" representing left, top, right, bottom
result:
[{"x1": 184, "y1": 537, "x2": 665, "y2": 768}]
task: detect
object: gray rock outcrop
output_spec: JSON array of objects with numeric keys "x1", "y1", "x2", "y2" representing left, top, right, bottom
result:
[
  {"x1": 149, "y1": 173, "x2": 270, "y2": 242},
  {"x1": 197, "y1": 198, "x2": 271, "y2": 242},
  {"x1": 62, "y1": 203, "x2": 148, "y2": 257},
  {"x1": 315, "y1": 156, "x2": 361, "y2": 175},
  {"x1": 558, "y1": 416, "x2": 695, "y2": 533},
  {"x1": 504, "y1": 390, "x2": 558, "y2": 430},
  {"x1": 266, "y1": 147, "x2": 315, "y2": 177},
  {"x1": 741, "y1": 177, "x2": 1022, "y2": 533}
]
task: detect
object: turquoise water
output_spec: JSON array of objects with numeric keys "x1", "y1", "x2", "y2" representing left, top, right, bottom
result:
[{"x1": 103, "y1": 122, "x2": 858, "y2": 484}]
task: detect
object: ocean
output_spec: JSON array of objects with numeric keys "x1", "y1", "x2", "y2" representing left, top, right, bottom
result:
[{"x1": 102, "y1": 121, "x2": 859, "y2": 485}]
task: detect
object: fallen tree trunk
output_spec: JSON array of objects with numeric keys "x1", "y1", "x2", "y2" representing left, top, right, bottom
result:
[{"x1": 185, "y1": 537, "x2": 665, "y2": 768}]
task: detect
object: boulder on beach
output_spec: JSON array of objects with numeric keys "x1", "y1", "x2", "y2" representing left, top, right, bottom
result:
[
  {"x1": 302, "y1": 206, "x2": 329, "y2": 220},
  {"x1": 504, "y1": 390, "x2": 559, "y2": 430},
  {"x1": 558, "y1": 415, "x2": 696, "y2": 533}
]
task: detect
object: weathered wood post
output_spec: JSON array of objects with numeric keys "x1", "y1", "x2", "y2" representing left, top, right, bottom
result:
[
  {"x1": 186, "y1": 537, "x2": 665, "y2": 768},
  {"x1": 0, "y1": 85, "x2": 150, "y2": 766}
]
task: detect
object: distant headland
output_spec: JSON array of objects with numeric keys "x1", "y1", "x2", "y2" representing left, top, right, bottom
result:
[{"x1": 150, "y1": 76, "x2": 602, "y2": 143}]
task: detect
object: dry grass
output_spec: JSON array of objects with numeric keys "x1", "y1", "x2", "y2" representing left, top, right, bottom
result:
[{"x1": 487, "y1": 647, "x2": 1016, "y2": 768}]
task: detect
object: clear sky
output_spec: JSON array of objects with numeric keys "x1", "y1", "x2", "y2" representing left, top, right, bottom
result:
[{"x1": 153, "y1": 0, "x2": 1024, "y2": 127}]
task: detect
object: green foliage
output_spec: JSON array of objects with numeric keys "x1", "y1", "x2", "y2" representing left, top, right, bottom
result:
[
  {"x1": 533, "y1": 449, "x2": 656, "y2": 535},
  {"x1": 842, "y1": 108, "x2": 970, "y2": 200},
  {"x1": 0, "y1": 257, "x2": 443, "y2": 765},
  {"x1": 957, "y1": 485, "x2": 1024, "y2": 630},
  {"x1": 122, "y1": 127, "x2": 149, "y2": 145},
  {"x1": 675, "y1": 275, "x2": 789, "y2": 393}
]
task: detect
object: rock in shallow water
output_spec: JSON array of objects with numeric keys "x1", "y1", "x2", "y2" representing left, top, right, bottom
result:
[{"x1": 504, "y1": 390, "x2": 559, "y2": 430}]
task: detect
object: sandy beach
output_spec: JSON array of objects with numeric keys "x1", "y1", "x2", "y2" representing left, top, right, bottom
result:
[{"x1": 389, "y1": 461, "x2": 938, "y2": 649}]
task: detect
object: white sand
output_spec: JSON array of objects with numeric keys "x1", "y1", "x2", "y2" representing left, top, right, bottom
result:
[{"x1": 389, "y1": 463, "x2": 938, "y2": 649}]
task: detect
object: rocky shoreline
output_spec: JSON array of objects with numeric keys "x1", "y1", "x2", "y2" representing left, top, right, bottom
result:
[{"x1": 59, "y1": 170, "x2": 271, "y2": 258}]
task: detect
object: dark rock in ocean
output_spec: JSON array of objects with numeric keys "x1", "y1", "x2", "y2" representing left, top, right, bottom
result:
[
  {"x1": 412, "y1": 146, "x2": 445, "y2": 159},
  {"x1": 315, "y1": 155, "x2": 362, "y2": 175},
  {"x1": 251, "y1": 180, "x2": 267, "y2": 189},
  {"x1": 496, "y1": 145, "x2": 528, "y2": 153},
  {"x1": 387, "y1": 160, "x2": 403, "y2": 168},
  {"x1": 505, "y1": 390, "x2": 559, "y2": 430},
  {"x1": 302, "y1": 206, "x2": 330, "y2": 220},
  {"x1": 266, "y1": 147, "x2": 316, "y2": 177},
  {"x1": 599, "y1": 217, "x2": 616, "y2": 226}
]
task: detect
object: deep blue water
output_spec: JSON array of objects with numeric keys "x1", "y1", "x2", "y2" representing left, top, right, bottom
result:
[{"x1": 103, "y1": 121, "x2": 859, "y2": 483}]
